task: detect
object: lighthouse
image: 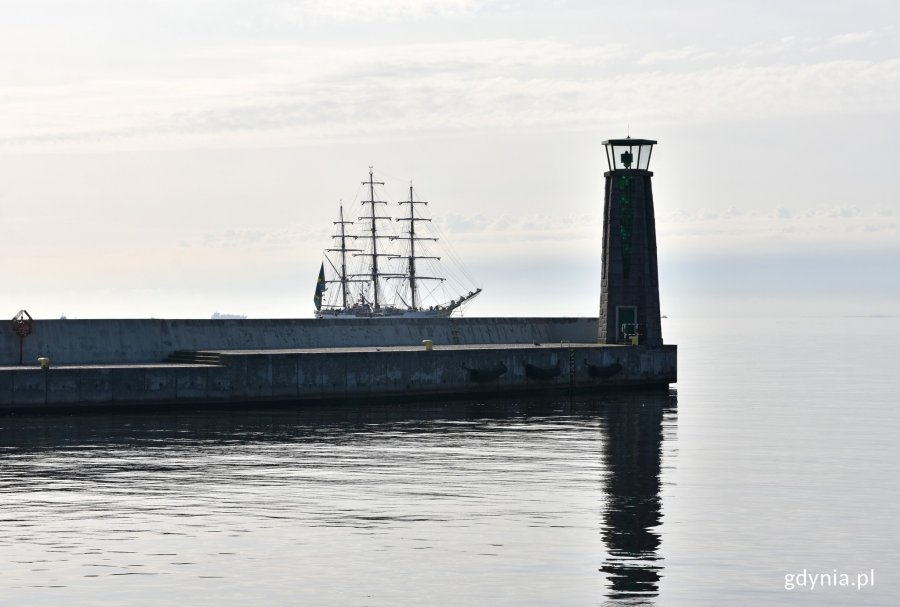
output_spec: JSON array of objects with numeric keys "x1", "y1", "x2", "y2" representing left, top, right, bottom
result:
[{"x1": 598, "y1": 137, "x2": 663, "y2": 347}]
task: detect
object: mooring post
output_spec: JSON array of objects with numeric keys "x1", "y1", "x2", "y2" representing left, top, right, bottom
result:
[{"x1": 12, "y1": 309, "x2": 33, "y2": 366}]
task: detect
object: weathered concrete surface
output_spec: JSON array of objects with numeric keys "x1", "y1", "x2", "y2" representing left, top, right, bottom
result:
[
  {"x1": 1, "y1": 317, "x2": 598, "y2": 366},
  {"x1": 0, "y1": 343, "x2": 676, "y2": 412}
]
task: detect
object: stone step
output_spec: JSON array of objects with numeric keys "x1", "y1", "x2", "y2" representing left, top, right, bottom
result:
[{"x1": 165, "y1": 350, "x2": 223, "y2": 365}]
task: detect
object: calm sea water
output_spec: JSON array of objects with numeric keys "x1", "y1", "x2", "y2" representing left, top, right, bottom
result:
[{"x1": 1, "y1": 317, "x2": 897, "y2": 606}]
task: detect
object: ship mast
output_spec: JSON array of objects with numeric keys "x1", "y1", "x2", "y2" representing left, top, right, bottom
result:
[
  {"x1": 391, "y1": 182, "x2": 441, "y2": 310},
  {"x1": 354, "y1": 167, "x2": 399, "y2": 310},
  {"x1": 325, "y1": 204, "x2": 361, "y2": 308}
]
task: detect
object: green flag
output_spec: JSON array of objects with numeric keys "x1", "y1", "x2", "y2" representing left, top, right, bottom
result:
[{"x1": 313, "y1": 262, "x2": 326, "y2": 310}]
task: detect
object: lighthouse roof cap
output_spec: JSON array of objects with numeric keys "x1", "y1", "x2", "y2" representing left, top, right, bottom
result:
[{"x1": 602, "y1": 138, "x2": 657, "y2": 146}]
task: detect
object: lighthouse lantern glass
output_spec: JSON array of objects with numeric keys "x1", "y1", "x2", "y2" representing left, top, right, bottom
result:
[{"x1": 603, "y1": 139, "x2": 656, "y2": 171}]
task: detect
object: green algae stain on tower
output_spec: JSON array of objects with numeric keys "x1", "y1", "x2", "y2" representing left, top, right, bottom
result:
[{"x1": 599, "y1": 137, "x2": 663, "y2": 347}]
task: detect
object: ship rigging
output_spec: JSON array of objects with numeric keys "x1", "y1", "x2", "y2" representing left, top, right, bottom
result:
[{"x1": 314, "y1": 167, "x2": 482, "y2": 318}]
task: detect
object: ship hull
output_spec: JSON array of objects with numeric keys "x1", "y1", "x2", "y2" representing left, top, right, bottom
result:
[{"x1": 315, "y1": 307, "x2": 454, "y2": 319}]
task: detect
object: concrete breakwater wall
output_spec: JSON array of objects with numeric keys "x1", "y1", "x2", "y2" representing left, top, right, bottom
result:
[
  {"x1": 1, "y1": 317, "x2": 598, "y2": 366},
  {"x1": 0, "y1": 344, "x2": 676, "y2": 411}
]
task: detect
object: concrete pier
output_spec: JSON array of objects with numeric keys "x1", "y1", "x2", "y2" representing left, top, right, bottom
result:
[
  {"x1": 0, "y1": 335, "x2": 676, "y2": 412},
  {"x1": 1, "y1": 317, "x2": 598, "y2": 366},
  {"x1": 2, "y1": 132, "x2": 680, "y2": 412}
]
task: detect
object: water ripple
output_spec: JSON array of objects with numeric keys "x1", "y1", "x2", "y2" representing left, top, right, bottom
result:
[{"x1": 1, "y1": 395, "x2": 676, "y2": 606}]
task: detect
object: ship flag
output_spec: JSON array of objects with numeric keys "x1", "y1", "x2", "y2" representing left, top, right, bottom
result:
[{"x1": 314, "y1": 262, "x2": 327, "y2": 310}]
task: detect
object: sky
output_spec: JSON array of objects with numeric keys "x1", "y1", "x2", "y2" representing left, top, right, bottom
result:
[{"x1": 1, "y1": 0, "x2": 898, "y2": 319}]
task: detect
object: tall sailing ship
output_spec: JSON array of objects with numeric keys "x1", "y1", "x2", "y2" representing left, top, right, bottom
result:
[{"x1": 313, "y1": 167, "x2": 482, "y2": 319}]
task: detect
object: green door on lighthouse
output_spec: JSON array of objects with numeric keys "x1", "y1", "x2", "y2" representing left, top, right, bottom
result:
[{"x1": 616, "y1": 306, "x2": 637, "y2": 343}]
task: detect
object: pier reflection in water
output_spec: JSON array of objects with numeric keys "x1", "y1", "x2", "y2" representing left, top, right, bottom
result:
[{"x1": 0, "y1": 392, "x2": 676, "y2": 606}]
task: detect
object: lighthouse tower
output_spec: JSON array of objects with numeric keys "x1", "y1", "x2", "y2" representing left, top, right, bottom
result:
[{"x1": 598, "y1": 137, "x2": 663, "y2": 347}]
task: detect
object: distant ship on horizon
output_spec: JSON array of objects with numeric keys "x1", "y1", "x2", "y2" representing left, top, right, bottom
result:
[{"x1": 313, "y1": 167, "x2": 482, "y2": 319}]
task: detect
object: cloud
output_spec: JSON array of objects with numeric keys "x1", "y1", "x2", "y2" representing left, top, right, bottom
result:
[
  {"x1": 830, "y1": 206, "x2": 861, "y2": 218},
  {"x1": 637, "y1": 45, "x2": 716, "y2": 65},
  {"x1": 385, "y1": 203, "x2": 897, "y2": 256},
  {"x1": 657, "y1": 204, "x2": 900, "y2": 256},
  {"x1": 2, "y1": 32, "x2": 899, "y2": 151},
  {"x1": 863, "y1": 223, "x2": 898, "y2": 233},
  {"x1": 403, "y1": 204, "x2": 900, "y2": 262},
  {"x1": 739, "y1": 35, "x2": 803, "y2": 58},
  {"x1": 441, "y1": 212, "x2": 492, "y2": 233},
  {"x1": 201, "y1": 225, "x2": 323, "y2": 249},
  {"x1": 826, "y1": 31, "x2": 874, "y2": 47},
  {"x1": 304, "y1": 0, "x2": 487, "y2": 21}
]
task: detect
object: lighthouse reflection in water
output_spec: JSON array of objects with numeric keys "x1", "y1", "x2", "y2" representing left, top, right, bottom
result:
[
  {"x1": 600, "y1": 395, "x2": 670, "y2": 599},
  {"x1": 0, "y1": 393, "x2": 676, "y2": 605}
]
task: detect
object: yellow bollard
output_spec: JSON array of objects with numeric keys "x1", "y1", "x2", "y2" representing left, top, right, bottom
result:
[
  {"x1": 422, "y1": 339, "x2": 433, "y2": 351},
  {"x1": 37, "y1": 357, "x2": 50, "y2": 369}
]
